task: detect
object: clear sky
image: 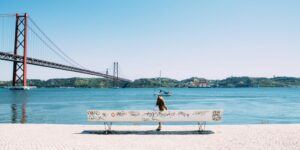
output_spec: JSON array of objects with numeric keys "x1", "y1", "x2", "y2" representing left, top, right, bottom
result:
[{"x1": 0, "y1": 0, "x2": 300, "y2": 80}]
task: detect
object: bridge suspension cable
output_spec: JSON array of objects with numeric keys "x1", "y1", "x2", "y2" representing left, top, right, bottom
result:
[
  {"x1": 0, "y1": 15, "x2": 15, "y2": 53},
  {"x1": 27, "y1": 17, "x2": 86, "y2": 69},
  {"x1": 0, "y1": 13, "x2": 131, "y2": 84}
]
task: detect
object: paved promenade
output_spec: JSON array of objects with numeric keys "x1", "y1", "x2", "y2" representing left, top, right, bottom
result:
[{"x1": 0, "y1": 124, "x2": 299, "y2": 150}]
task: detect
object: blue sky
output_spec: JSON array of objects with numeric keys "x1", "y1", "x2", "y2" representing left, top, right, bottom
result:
[{"x1": 0, "y1": 0, "x2": 300, "y2": 80}]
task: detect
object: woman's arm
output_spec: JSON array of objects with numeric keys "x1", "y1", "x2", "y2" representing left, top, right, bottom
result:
[
  {"x1": 162, "y1": 100, "x2": 168, "y2": 110},
  {"x1": 164, "y1": 105, "x2": 168, "y2": 110}
]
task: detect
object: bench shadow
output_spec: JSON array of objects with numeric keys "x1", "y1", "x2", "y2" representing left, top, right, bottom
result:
[{"x1": 80, "y1": 130, "x2": 214, "y2": 135}]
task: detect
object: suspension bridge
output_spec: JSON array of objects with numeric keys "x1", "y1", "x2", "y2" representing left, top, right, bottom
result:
[{"x1": 0, "y1": 13, "x2": 131, "y2": 89}]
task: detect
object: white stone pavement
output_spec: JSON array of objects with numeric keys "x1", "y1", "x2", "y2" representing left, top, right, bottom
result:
[{"x1": 0, "y1": 124, "x2": 299, "y2": 150}]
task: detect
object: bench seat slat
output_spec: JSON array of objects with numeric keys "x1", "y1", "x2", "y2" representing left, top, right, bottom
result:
[{"x1": 87, "y1": 110, "x2": 223, "y2": 122}]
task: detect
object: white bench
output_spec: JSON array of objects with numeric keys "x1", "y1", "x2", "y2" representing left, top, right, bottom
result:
[{"x1": 87, "y1": 110, "x2": 223, "y2": 132}]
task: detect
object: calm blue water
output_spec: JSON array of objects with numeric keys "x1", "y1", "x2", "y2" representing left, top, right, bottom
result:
[{"x1": 0, "y1": 88, "x2": 299, "y2": 125}]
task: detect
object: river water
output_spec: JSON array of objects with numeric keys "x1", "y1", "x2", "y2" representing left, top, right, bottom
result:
[{"x1": 0, "y1": 88, "x2": 299, "y2": 124}]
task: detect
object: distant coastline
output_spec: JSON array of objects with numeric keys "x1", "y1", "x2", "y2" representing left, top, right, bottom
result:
[{"x1": 1, "y1": 76, "x2": 300, "y2": 88}]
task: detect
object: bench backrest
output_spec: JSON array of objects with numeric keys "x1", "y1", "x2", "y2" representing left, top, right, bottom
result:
[{"x1": 87, "y1": 110, "x2": 223, "y2": 122}]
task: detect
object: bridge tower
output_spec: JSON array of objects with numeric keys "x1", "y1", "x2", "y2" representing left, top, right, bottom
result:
[
  {"x1": 12, "y1": 13, "x2": 28, "y2": 88},
  {"x1": 113, "y1": 62, "x2": 119, "y2": 87},
  {"x1": 113, "y1": 62, "x2": 119, "y2": 79}
]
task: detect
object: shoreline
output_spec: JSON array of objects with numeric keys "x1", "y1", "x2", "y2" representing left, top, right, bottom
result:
[
  {"x1": 1, "y1": 76, "x2": 300, "y2": 88},
  {"x1": 1, "y1": 87, "x2": 300, "y2": 89},
  {"x1": 1, "y1": 124, "x2": 299, "y2": 150}
]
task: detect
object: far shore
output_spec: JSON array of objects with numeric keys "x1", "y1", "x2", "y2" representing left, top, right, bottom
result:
[
  {"x1": 0, "y1": 124, "x2": 299, "y2": 150},
  {"x1": 1, "y1": 86, "x2": 300, "y2": 89},
  {"x1": 1, "y1": 76, "x2": 300, "y2": 88}
]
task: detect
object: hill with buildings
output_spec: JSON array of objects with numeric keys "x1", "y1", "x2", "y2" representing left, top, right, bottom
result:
[{"x1": 1, "y1": 76, "x2": 300, "y2": 88}]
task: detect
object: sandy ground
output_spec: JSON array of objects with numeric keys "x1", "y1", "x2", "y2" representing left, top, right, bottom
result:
[{"x1": 0, "y1": 124, "x2": 299, "y2": 150}]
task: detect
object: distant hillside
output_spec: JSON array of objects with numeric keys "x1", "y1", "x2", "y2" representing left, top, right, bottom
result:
[
  {"x1": 128, "y1": 78, "x2": 180, "y2": 88},
  {"x1": 214, "y1": 77, "x2": 300, "y2": 88},
  {"x1": 0, "y1": 77, "x2": 129, "y2": 88},
  {"x1": 1, "y1": 76, "x2": 300, "y2": 88}
]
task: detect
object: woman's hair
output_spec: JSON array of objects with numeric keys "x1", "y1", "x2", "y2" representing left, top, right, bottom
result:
[
  {"x1": 156, "y1": 96, "x2": 164, "y2": 105},
  {"x1": 157, "y1": 96, "x2": 163, "y2": 101}
]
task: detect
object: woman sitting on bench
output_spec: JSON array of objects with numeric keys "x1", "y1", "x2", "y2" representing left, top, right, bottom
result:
[{"x1": 156, "y1": 96, "x2": 168, "y2": 131}]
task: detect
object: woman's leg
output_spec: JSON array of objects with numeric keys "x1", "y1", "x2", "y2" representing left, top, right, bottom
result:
[
  {"x1": 157, "y1": 110, "x2": 163, "y2": 131},
  {"x1": 157, "y1": 122, "x2": 162, "y2": 131}
]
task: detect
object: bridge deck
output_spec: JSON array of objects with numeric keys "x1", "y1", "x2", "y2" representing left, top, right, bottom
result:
[{"x1": 0, "y1": 51, "x2": 131, "y2": 82}]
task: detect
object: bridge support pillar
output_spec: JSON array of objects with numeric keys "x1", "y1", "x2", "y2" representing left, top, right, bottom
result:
[
  {"x1": 113, "y1": 62, "x2": 119, "y2": 88},
  {"x1": 12, "y1": 13, "x2": 28, "y2": 88}
]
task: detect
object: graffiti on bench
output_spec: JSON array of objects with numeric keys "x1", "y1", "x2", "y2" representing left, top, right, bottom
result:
[{"x1": 87, "y1": 110, "x2": 223, "y2": 122}]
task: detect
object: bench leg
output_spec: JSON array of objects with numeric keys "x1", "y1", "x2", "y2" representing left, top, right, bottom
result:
[
  {"x1": 104, "y1": 122, "x2": 113, "y2": 134},
  {"x1": 197, "y1": 122, "x2": 206, "y2": 132}
]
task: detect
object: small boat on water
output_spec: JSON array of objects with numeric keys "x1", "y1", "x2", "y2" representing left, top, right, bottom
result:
[
  {"x1": 154, "y1": 89, "x2": 173, "y2": 96},
  {"x1": 153, "y1": 71, "x2": 173, "y2": 96}
]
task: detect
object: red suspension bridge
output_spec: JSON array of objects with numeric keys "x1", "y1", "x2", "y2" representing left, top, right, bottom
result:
[{"x1": 0, "y1": 13, "x2": 131, "y2": 88}]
